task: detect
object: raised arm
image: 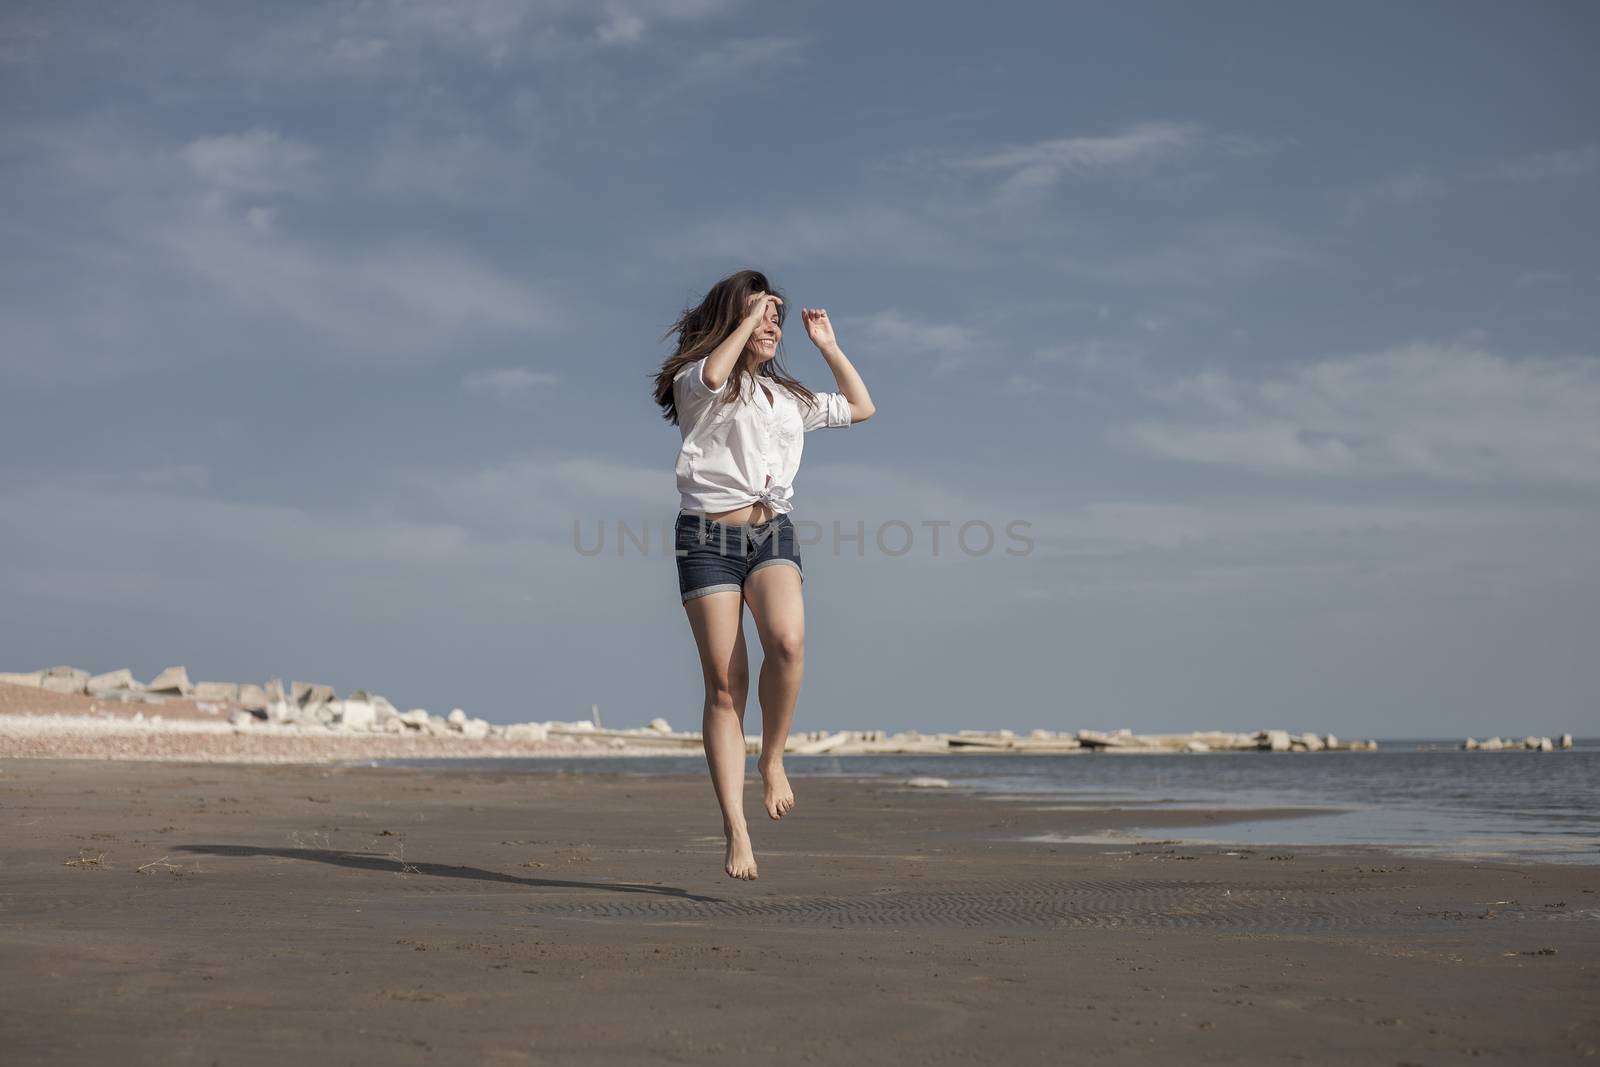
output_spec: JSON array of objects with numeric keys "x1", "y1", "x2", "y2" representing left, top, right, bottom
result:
[
  {"x1": 802, "y1": 307, "x2": 875, "y2": 423},
  {"x1": 702, "y1": 293, "x2": 782, "y2": 391}
]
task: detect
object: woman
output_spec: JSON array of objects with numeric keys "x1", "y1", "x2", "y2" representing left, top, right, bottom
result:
[{"x1": 652, "y1": 269, "x2": 876, "y2": 881}]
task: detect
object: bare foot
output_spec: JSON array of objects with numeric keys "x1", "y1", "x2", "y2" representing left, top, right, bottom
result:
[
  {"x1": 760, "y1": 762, "x2": 795, "y2": 820},
  {"x1": 724, "y1": 824, "x2": 758, "y2": 880}
]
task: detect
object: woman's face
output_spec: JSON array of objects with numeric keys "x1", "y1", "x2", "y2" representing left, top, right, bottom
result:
[{"x1": 745, "y1": 295, "x2": 782, "y2": 364}]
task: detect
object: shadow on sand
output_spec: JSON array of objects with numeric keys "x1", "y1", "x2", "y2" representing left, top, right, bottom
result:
[{"x1": 175, "y1": 844, "x2": 725, "y2": 903}]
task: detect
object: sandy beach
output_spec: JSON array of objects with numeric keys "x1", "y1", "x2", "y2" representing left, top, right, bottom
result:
[{"x1": 1, "y1": 758, "x2": 1594, "y2": 1065}]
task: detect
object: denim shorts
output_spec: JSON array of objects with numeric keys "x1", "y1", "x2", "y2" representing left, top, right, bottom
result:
[{"x1": 674, "y1": 509, "x2": 803, "y2": 603}]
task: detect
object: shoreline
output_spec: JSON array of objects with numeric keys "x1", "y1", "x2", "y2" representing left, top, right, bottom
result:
[
  {"x1": 2, "y1": 757, "x2": 1594, "y2": 1063},
  {"x1": 6, "y1": 720, "x2": 1596, "y2": 866}
]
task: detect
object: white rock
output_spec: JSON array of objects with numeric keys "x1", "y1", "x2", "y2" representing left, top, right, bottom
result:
[
  {"x1": 41, "y1": 667, "x2": 90, "y2": 695},
  {"x1": 228, "y1": 709, "x2": 255, "y2": 729},
  {"x1": 87, "y1": 669, "x2": 141, "y2": 694},
  {"x1": 505, "y1": 723, "x2": 548, "y2": 742},
  {"x1": 648, "y1": 717, "x2": 673, "y2": 734},
  {"x1": 339, "y1": 697, "x2": 376, "y2": 731},
  {"x1": 905, "y1": 777, "x2": 950, "y2": 788},
  {"x1": 791, "y1": 730, "x2": 850, "y2": 755},
  {"x1": 147, "y1": 666, "x2": 193, "y2": 696},
  {"x1": 447, "y1": 708, "x2": 468, "y2": 728},
  {"x1": 461, "y1": 718, "x2": 491, "y2": 740},
  {"x1": 1261, "y1": 730, "x2": 1292, "y2": 752},
  {"x1": 1559, "y1": 734, "x2": 1573, "y2": 749},
  {"x1": 291, "y1": 681, "x2": 334, "y2": 708},
  {"x1": 194, "y1": 681, "x2": 240, "y2": 702},
  {"x1": 1184, "y1": 741, "x2": 1211, "y2": 753},
  {"x1": 0, "y1": 671, "x2": 45, "y2": 687},
  {"x1": 237, "y1": 684, "x2": 267, "y2": 710}
]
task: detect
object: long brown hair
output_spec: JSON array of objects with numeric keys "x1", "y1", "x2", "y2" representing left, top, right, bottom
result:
[{"x1": 652, "y1": 269, "x2": 822, "y2": 426}]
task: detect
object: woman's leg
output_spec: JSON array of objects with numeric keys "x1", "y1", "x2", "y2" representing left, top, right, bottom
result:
[
  {"x1": 683, "y1": 589, "x2": 758, "y2": 879},
  {"x1": 742, "y1": 561, "x2": 804, "y2": 820}
]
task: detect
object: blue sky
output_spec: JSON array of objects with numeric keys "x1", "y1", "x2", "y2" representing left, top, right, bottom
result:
[{"x1": 2, "y1": 1, "x2": 1596, "y2": 737}]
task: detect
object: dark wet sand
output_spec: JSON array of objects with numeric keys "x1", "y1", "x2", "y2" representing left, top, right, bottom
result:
[{"x1": 1, "y1": 759, "x2": 1595, "y2": 1065}]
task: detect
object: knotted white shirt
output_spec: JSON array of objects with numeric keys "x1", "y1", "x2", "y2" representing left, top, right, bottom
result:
[{"x1": 673, "y1": 356, "x2": 853, "y2": 516}]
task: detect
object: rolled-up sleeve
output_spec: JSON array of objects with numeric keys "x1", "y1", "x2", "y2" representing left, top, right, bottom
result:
[
  {"x1": 676, "y1": 357, "x2": 727, "y2": 402},
  {"x1": 801, "y1": 391, "x2": 853, "y2": 431}
]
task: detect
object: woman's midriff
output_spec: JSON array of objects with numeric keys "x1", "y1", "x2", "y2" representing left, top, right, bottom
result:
[{"x1": 703, "y1": 499, "x2": 777, "y2": 525}]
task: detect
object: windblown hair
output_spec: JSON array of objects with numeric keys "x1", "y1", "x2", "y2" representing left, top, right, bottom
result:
[{"x1": 652, "y1": 269, "x2": 822, "y2": 426}]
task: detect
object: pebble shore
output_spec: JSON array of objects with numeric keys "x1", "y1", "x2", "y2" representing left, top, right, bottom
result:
[{"x1": 0, "y1": 713, "x2": 657, "y2": 763}]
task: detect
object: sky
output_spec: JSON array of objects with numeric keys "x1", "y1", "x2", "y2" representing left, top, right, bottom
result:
[{"x1": 2, "y1": 0, "x2": 1596, "y2": 739}]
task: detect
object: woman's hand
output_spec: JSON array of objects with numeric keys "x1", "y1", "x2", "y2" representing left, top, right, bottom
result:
[
  {"x1": 802, "y1": 307, "x2": 837, "y2": 350},
  {"x1": 744, "y1": 291, "x2": 783, "y2": 322}
]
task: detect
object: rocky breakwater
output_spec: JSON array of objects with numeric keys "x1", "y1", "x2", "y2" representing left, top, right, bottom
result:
[
  {"x1": 0, "y1": 665, "x2": 704, "y2": 762},
  {"x1": 780, "y1": 728, "x2": 1379, "y2": 756},
  {"x1": 1461, "y1": 734, "x2": 1574, "y2": 752}
]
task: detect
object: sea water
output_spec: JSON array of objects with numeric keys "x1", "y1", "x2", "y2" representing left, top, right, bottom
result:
[{"x1": 370, "y1": 740, "x2": 1600, "y2": 864}]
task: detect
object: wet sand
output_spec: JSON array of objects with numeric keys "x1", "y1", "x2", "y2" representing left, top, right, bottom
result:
[{"x1": 1, "y1": 759, "x2": 1595, "y2": 1064}]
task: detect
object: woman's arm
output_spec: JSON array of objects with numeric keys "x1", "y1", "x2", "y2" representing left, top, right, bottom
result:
[
  {"x1": 803, "y1": 308, "x2": 875, "y2": 422},
  {"x1": 702, "y1": 294, "x2": 780, "y2": 391}
]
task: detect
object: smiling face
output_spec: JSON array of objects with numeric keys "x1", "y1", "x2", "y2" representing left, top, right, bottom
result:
[{"x1": 744, "y1": 294, "x2": 782, "y2": 365}]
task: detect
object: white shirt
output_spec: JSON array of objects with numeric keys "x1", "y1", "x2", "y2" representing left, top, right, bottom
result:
[{"x1": 673, "y1": 356, "x2": 853, "y2": 516}]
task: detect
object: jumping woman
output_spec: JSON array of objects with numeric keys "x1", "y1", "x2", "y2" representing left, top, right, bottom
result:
[{"x1": 652, "y1": 269, "x2": 876, "y2": 881}]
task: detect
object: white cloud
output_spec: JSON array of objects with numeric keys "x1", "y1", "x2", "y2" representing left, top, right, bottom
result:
[
  {"x1": 233, "y1": 0, "x2": 737, "y2": 75},
  {"x1": 841, "y1": 310, "x2": 980, "y2": 377},
  {"x1": 1121, "y1": 342, "x2": 1600, "y2": 486},
  {"x1": 958, "y1": 120, "x2": 1202, "y2": 174},
  {"x1": 674, "y1": 201, "x2": 960, "y2": 266},
  {"x1": 1029, "y1": 336, "x2": 1146, "y2": 372},
  {"x1": 0, "y1": 17, "x2": 49, "y2": 64},
  {"x1": 407, "y1": 454, "x2": 673, "y2": 536},
  {"x1": 596, "y1": 11, "x2": 647, "y2": 44},
  {"x1": 1514, "y1": 269, "x2": 1570, "y2": 288},
  {"x1": 1080, "y1": 219, "x2": 1321, "y2": 288},
  {"x1": 2, "y1": 484, "x2": 476, "y2": 575},
  {"x1": 2, "y1": 118, "x2": 562, "y2": 383},
  {"x1": 684, "y1": 34, "x2": 807, "y2": 77},
  {"x1": 463, "y1": 367, "x2": 560, "y2": 393},
  {"x1": 951, "y1": 120, "x2": 1204, "y2": 198},
  {"x1": 1006, "y1": 337, "x2": 1149, "y2": 402},
  {"x1": 1494, "y1": 144, "x2": 1600, "y2": 181},
  {"x1": 1344, "y1": 168, "x2": 1446, "y2": 221},
  {"x1": 151, "y1": 200, "x2": 554, "y2": 362},
  {"x1": 594, "y1": 0, "x2": 731, "y2": 46},
  {"x1": 368, "y1": 129, "x2": 539, "y2": 206},
  {"x1": 181, "y1": 129, "x2": 320, "y2": 196}
]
